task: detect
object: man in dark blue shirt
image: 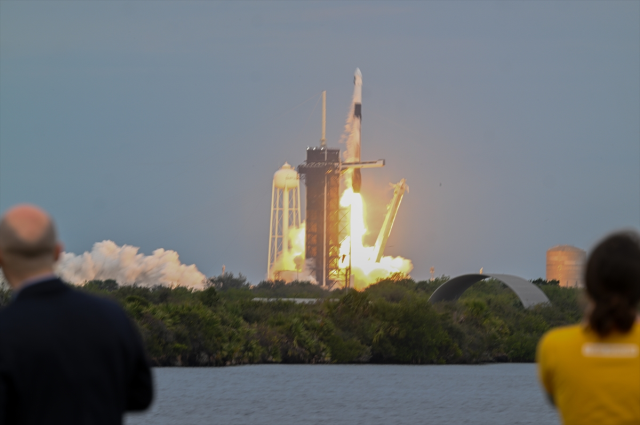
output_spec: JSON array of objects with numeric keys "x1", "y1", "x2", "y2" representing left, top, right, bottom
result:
[{"x1": 0, "y1": 204, "x2": 153, "y2": 425}]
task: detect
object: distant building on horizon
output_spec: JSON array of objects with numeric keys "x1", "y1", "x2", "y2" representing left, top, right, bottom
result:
[{"x1": 546, "y1": 245, "x2": 586, "y2": 287}]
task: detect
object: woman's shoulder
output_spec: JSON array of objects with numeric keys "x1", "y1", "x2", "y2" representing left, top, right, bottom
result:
[{"x1": 539, "y1": 324, "x2": 585, "y2": 348}]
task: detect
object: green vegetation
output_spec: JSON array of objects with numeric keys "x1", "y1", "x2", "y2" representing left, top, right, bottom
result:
[{"x1": 0, "y1": 274, "x2": 584, "y2": 366}]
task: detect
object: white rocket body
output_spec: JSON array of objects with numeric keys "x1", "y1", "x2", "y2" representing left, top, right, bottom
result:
[
  {"x1": 353, "y1": 68, "x2": 362, "y2": 105},
  {"x1": 352, "y1": 68, "x2": 363, "y2": 193}
]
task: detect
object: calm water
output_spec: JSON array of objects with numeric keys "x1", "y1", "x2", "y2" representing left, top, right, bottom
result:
[{"x1": 125, "y1": 364, "x2": 559, "y2": 425}]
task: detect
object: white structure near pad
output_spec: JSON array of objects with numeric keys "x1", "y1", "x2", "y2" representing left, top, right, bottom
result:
[
  {"x1": 429, "y1": 273, "x2": 550, "y2": 308},
  {"x1": 267, "y1": 163, "x2": 302, "y2": 281}
]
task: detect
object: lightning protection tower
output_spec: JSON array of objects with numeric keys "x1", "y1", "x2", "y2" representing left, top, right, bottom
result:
[{"x1": 267, "y1": 163, "x2": 302, "y2": 280}]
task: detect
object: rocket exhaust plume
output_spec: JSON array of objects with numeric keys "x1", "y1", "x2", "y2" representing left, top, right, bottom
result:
[
  {"x1": 269, "y1": 223, "x2": 318, "y2": 283},
  {"x1": 339, "y1": 68, "x2": 413, "y2": 290},
  {"x1": 55, "y1": 240, "x2": 207, "y2": 289}
]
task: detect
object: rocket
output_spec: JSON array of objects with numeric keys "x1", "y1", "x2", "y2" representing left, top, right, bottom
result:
[
  {"x1": 354, "y1": 68, "x2": 362, "y2": 120},
  {"x1": 352, "y1": 68, "x2": 363, "y2": 193}
]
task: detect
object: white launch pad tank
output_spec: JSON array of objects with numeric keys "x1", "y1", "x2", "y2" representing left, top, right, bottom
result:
[{"x1": 267, "y1": 163, "x2": 302, "y2": 280}]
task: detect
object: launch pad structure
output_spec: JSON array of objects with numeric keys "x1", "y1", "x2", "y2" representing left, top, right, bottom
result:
[
  {"x1": 297, "y1": 147, "x2": 342, "y2": 287},
  {"x1": 297, "y1": 80, "x2": 385, "y2": 288},
  {"x1": 266, "y1": 69, "x2": 411, "y2": 288},
  {"x1": 298, "y1": 147, "x2": 386, "y2": 287}
]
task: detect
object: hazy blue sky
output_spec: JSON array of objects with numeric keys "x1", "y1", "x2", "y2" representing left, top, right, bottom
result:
[{"x1": 1, "y1": 1, "x2": 638, "y2": 283}]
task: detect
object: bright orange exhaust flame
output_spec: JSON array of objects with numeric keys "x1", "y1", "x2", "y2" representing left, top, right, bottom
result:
[
  {"x1": 336, "y1": 70, "x2": 413, "y2": 290},
  {"x1": 338, "y1": 187, "x2": 413, "y2": 290}
]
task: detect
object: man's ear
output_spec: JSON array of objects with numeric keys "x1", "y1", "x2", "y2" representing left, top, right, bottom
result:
[{"x1": 53, "y1": 243, "x2": 63, "y2": 262}]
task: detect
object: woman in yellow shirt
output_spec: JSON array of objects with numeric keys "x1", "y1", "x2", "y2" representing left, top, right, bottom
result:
[{"x1": 537, "y1": 231, "x2": 640, "y2": 425}]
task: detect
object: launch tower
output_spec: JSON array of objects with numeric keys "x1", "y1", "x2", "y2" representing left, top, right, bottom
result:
[
  {"x1": 298, "y1": 147, "x2": 342, "y2": 286},
  {"x1": 298, "y1": 71, "x2": 384, "y2": 287}
]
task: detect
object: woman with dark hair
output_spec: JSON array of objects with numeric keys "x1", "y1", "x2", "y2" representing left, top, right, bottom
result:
[{"x1": 537, "y1": 231, "x2": 640, "y2": 425}]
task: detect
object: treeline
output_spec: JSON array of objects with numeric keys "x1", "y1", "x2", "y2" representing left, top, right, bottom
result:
[{"x1": 0, "y1": 274, "x2": 583, "y2": 366}]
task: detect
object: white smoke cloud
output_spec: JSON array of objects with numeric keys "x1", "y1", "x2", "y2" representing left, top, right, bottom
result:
[
  {"x1": 269, "y1": 223, "x2": 317, "y2": 284},
  {"x1": 55, "y1": 240, "x2": 206, "y2": 289}
]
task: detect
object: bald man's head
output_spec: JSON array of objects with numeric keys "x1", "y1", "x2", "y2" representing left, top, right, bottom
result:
[{"x1": 0, "y1": 205, "x2": 60, "y2": 282}]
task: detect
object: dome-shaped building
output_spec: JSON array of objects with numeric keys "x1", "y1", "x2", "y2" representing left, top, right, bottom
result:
[{"x1": 546, "y1": 245, "x2": 586, "y2": 287}]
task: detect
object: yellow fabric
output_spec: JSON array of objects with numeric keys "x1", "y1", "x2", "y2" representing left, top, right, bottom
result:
[{"x1": 536, "y1": 322, "x2": 640, "y2": 425}]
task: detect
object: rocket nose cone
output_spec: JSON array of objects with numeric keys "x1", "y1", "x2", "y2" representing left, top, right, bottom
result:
[{"x1": 355, "y1": 68, "x2": 362, "y2": 78}]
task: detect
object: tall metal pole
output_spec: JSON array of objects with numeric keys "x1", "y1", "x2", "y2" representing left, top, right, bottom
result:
[{"x1": 320, "y1": 91, "x2": 326, "y2": 147}]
